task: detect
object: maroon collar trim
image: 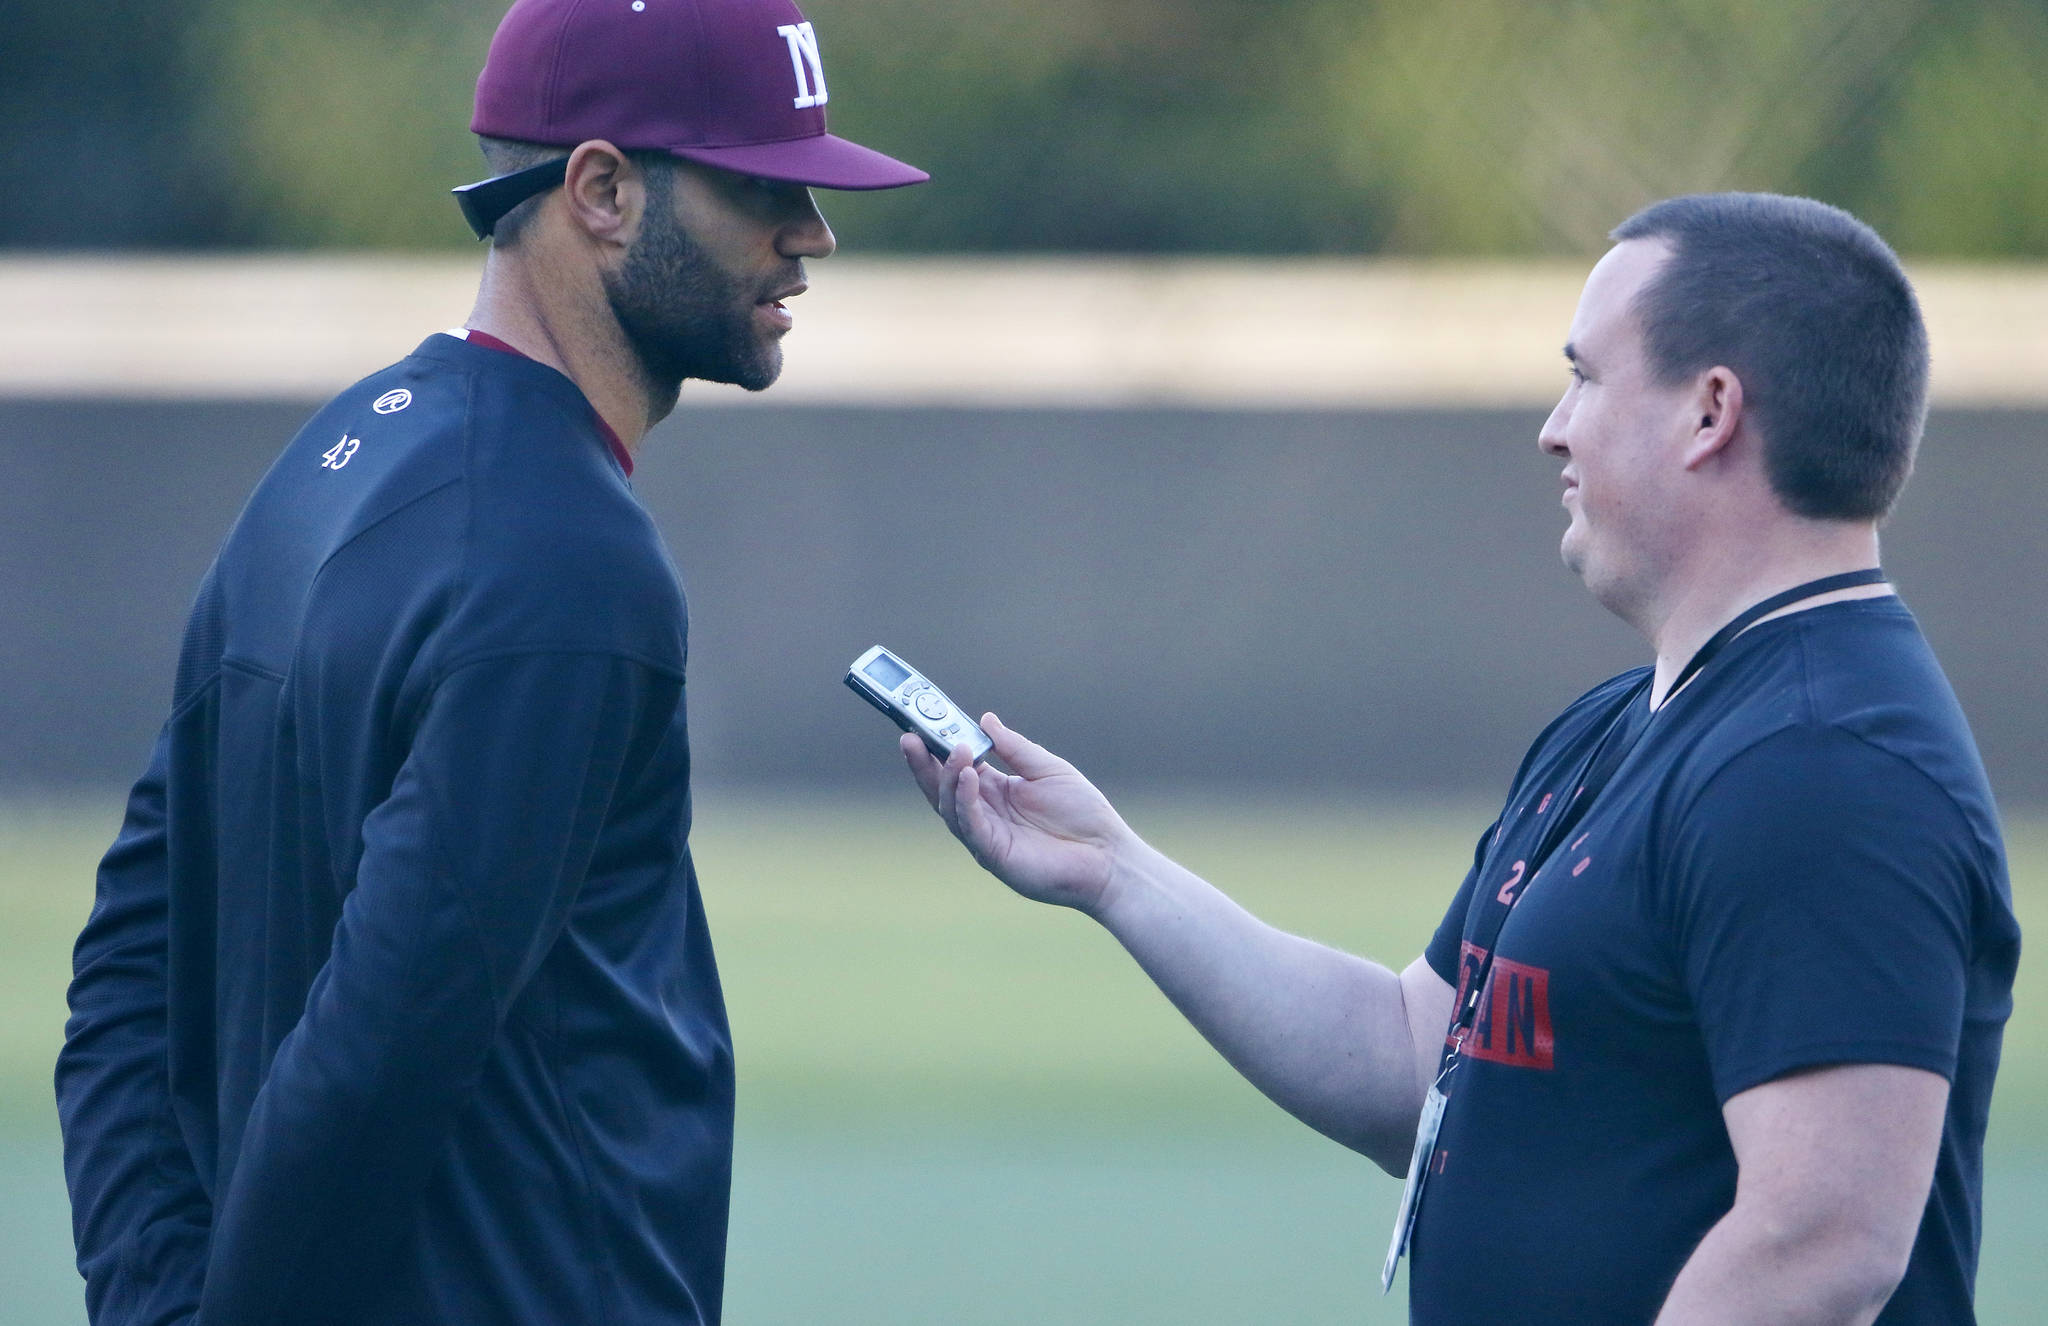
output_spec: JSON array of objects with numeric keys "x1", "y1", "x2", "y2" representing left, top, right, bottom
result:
[{"x1": 459, "y1": 328, "x2": 634, "y2": 478}]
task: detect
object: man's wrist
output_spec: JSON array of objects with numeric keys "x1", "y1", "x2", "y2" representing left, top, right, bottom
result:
[{"x1": 1088, "y1": 830, "x2": 1160, "y2": 927}]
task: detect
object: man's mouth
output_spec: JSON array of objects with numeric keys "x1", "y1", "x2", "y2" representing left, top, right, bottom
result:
[{"x1": 756, "y1": 282, "x2": 806, "y2": 332}]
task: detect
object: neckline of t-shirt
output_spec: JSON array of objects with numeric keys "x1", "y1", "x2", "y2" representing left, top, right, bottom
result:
[
  {"x1": 1714, "y1": 590, "x2": 1909, "y2": 654},
  {"x1": 1681, "y1": 593, "x2": 1907, "y2": 690},
  {"x1": 1654, "y1": 593, "x2": 1907, "y2": 712},
  {"x1": 433, "y1": 328, "x2": 634, "y2": 479},
  {"x1": 1736, "y1": 589, "x2": 1907, "y2": 635}
]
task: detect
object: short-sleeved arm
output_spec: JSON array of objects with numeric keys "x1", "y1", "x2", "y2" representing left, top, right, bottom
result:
[
  {"x1": 56, "y1": 727, "x2": 213, "y2": 1326},
  {"x1": 196, "y1": 648, "x2": 680, "y2": 1325},
  {"x1": 1660, "y1": 724, "x2": 1980, "y2": 1103},
  {"x1": 1425, "y1": 823, "x2": 1497, "y2": 986}
]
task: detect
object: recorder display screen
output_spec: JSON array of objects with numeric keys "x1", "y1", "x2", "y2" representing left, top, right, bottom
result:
[{"x1": 863, "y1": 655, "x2": 913, "y2": 691}]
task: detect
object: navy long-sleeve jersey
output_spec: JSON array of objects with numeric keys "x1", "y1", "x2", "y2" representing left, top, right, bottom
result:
[{"x1": 55, "y1": 333, "x2": 735, "y2": 1325}]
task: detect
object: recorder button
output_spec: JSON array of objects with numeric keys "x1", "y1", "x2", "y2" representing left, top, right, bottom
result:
[{"x1": 916, "y1": 693, "x2": 949, "y2": 720}]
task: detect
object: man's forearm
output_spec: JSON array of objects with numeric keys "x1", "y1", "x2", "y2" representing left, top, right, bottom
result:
[
  {"x1": 1655, "y1": 1203, "x2": 1907, "y2": 1326},
  {"x1": 1093, "y1": 838, "x2": 1431, "y2": 1171}
]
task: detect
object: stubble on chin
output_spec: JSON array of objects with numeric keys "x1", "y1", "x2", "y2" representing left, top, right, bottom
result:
[{"x1": 738, "y1": 339, "x2": 785, "y2": 393}]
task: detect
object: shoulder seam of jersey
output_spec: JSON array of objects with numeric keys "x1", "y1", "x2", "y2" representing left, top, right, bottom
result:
[
  {"x1": 398, "y1": 647, "x2": 684, "y2": 777},
  {"x1": 167, "y1": 668, "x2": 223, "y2": 722},
  {"x1": 1673, "y1": 716, "x2": 1987, "y2": 881},
  {"x1": 1786, "y1": 621, "x2": 1984, "y2": 846},
  {"x1": 430, "y1": 644, "x2": 687, "y2": 691},
  {"x1": 220, "y1": 654, "x2": 286, "y2": 685}
]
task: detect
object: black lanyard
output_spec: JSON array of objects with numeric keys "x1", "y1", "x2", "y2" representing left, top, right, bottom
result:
[
  {"x1": 1443, "y1": 567, "x2": 1888, "y2": 1049},
  {"x1": 1666, "y1": 567, "x2": 1888, "y2": 699}
]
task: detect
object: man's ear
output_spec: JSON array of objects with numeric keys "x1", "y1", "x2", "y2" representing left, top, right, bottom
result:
[
  {"x1": 561, "y1": 140, "x2": 645, "y2": 250},
  {"x1": 1681, "y1": 366, "x2": 1746, "y2": 471}
]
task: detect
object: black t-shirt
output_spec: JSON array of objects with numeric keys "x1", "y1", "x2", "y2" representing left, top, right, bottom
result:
[{"x1": 1410, "y1": 598, "x2": 2019, "y2": 1324}]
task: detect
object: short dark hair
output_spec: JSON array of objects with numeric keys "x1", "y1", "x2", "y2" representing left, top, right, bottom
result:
[
  {"x1": 475, "y1": 136, "x2": 680, "y2": 247},
  {"x1": 1611, "y1": 193, "x2": 1929, "y2": 521}
]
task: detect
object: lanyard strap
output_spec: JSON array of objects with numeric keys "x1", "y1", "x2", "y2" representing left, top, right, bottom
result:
[
  {"x1": 1446, "y1": 567, "x2": 1887, "y2": 1041},
  {"x1": 1667, "y1": 567, "x2": 1888, "y2": 698},
  {"x1": 1448, "y1": 676, "x2": 1649, "y2": 1035}
]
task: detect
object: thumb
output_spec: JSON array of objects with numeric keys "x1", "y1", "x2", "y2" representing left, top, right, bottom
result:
[{"x1": 982, "y1": 713, "x2": 1077, "y2": 780}]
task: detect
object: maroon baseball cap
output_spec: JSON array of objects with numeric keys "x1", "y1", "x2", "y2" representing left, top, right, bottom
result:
[{"x1": 471, "y1": 0, "x2": 928, "y2": 191}]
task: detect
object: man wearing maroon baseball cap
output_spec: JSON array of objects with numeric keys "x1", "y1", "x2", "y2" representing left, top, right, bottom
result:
[
  {"x1": 457, "y1": 0, "x2": 928, "y2": 422},
  {"x1": 56, "y1": 3, "x2": 923, "y2": 1325}
]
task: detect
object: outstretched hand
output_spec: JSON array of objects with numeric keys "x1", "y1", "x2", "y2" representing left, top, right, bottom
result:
[{"x1": 901, "y1": 714, "x2": 1136, "y2": 916}]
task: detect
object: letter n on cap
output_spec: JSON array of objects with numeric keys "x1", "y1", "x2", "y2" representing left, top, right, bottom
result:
[{"x1": 776, "y1": 21, "x2": 829, "y2": 109}]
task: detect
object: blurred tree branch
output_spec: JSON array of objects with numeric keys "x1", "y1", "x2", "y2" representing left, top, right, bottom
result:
[{"x1": 1, "y1": 0, "x2": 2041, "y2": 255}]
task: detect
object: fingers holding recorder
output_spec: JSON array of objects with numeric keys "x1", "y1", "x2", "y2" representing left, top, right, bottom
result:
[
  {"x1": 899, "y1": 712, "x2": 1135, "y2": 915},
  {"x1": 900, "y1": 731, "x2": 943, "y2": 810},
  {"x1": 901, "y1": 727, "x2": 996, "y2": 864}
]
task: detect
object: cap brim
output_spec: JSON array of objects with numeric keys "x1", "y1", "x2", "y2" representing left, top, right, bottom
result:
[{"x1": 665, "y1": 133, "x2": 929, "y2": 191}]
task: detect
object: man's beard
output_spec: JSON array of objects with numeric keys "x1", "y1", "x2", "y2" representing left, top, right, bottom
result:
[{"x1": 603, "y1": 206, "x2": 784, "y2": 395}]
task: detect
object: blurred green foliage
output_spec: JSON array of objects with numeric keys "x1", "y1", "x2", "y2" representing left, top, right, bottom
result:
[{"x1": 3, "y1": 0, "x2": 2044, "y2": 254}]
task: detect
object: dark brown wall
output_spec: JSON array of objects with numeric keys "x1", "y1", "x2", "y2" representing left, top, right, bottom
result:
[{"x1": 3, "y1": 402, "x2": 2041, "y2": 804}]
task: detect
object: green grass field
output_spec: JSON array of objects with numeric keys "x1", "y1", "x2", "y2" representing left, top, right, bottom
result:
[{"x1": 3, "y1": 793, "x2": 2042, "y2": 1324}]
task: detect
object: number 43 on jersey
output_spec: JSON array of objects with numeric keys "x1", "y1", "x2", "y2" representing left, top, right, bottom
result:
[{"x1": 321, "y1": 434, "x2": 361, "y2": 470}]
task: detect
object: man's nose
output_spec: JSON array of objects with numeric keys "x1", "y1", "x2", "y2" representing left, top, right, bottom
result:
[
  {"x1": 1538, "y1": 396, "x2": 1571, "y2": 457},
  {"x1": 779, "y1": 190, "x2": 837, "y2": 261}
]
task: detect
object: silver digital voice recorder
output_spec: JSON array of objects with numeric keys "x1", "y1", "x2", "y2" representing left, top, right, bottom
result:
[{"x1": 844, "y1": 646, "x2": 995, "y2": 765}]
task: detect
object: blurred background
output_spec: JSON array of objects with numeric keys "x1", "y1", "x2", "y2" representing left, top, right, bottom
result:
[
  {"x1": 2, "y1": 1, "x2": 2044, "y2": 1322},
  {"x1": 6, "y1": 0, "x2": 2048, "y2": 255}
]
